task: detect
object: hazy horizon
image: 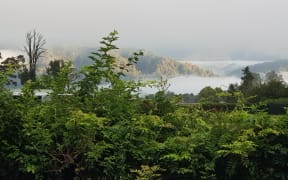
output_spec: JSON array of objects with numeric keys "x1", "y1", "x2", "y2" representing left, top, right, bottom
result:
[{"x1": 1, "y1": 0, "x2": 288, "y2": 59}]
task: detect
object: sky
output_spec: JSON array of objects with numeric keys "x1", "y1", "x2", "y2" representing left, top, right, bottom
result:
[{"x1": 1, "y1": 0, "x2": 288, "y2": 58}]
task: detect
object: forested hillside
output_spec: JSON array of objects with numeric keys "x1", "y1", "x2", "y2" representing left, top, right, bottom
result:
[
  {"x1": 0, "y1": 31, "x2": 288, "y2": 179},
  {"x1": 228, "y1": 59, "x2": 288, "y2": 77},
  {"x1": 43, "y1": 48, "x2": 216, "y2": 79}
]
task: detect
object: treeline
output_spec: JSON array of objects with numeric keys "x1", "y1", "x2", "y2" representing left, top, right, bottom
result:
[
  {"x1": 179, "y1": 66, "x2": 288, "y2": 113},
  {"x1": 0, "y1": 31, "x2": 288, "y2": 179}
]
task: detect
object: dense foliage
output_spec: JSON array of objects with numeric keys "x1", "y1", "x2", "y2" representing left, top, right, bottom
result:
[{"x1": 1, "y1": 32, "x2": 288, "y2": 179}]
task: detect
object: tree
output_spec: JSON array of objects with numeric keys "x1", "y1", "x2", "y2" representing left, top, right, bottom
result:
[
  {"x1": 0, "y1": 55, "x2": 26, "y2": 87},
  {"x1": 264, "y1": 70, "x2": 284, "y2": 84},
  {"x1": 79, "y1": 30, "x2": 141, "y2": 95},
  {"x1": 239, "y1": 66, "x2": 261, "y2": 97},
  {"x1": 257, "y1": 71, "x2": 287, "y2": 100},
  {"x1": 199, "y1": 86, "x2": 223, "y2": 103},
  {"x1": 24, "y1": 30, "x2": 46, "y2": 81},
  {"x1": 0, "y1": 55, "x2": 25, "y2": 70},
  {"x1": 78, "y1": 30, "x2": 144, "y2": 118},
  {"x1": 46, "y1": 60, "x2": 65, "y2": 78},
  {"x1": 51, "y1": 61, "x2": 75, "y2": 93}
]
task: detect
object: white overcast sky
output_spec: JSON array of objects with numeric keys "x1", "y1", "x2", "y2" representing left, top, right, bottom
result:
[{"x1": 1, "y1": 0, "x2": 288, "y2": 58}]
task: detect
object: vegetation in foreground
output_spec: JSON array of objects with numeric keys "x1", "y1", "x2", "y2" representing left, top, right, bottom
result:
[{"x1": 0, "y1": 31, "x2": 288, "y2": 179}]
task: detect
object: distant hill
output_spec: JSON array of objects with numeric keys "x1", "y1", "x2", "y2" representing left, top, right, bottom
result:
[
  {"x1": 250, "y1": 60, "x2": 288, "y2": 72},
  {"x1": 121, "y1": 50, "x2": 216, "y2": 78},
  {"x1": 228, "y1": 59, "x2": 288, "y2": 76},
  {"x1": 48, "y1": 48, "x2": 216, "y2": 79}
]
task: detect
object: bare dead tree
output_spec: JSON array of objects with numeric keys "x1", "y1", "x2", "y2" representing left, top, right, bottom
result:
[{"x1": 24, "y1": 30, "x2": 46, "y2": 81}]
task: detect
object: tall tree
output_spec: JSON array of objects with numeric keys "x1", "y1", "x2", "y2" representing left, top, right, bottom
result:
[
  {"x1": 239, "y1": 66, "x2": 261, "y2": 96},
  {"x1": 24, "y1": 30, "x2": 46, "y2": 81},
  {"x1": 46, "y1": 59, "x2": 65, "y2": 78}
]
